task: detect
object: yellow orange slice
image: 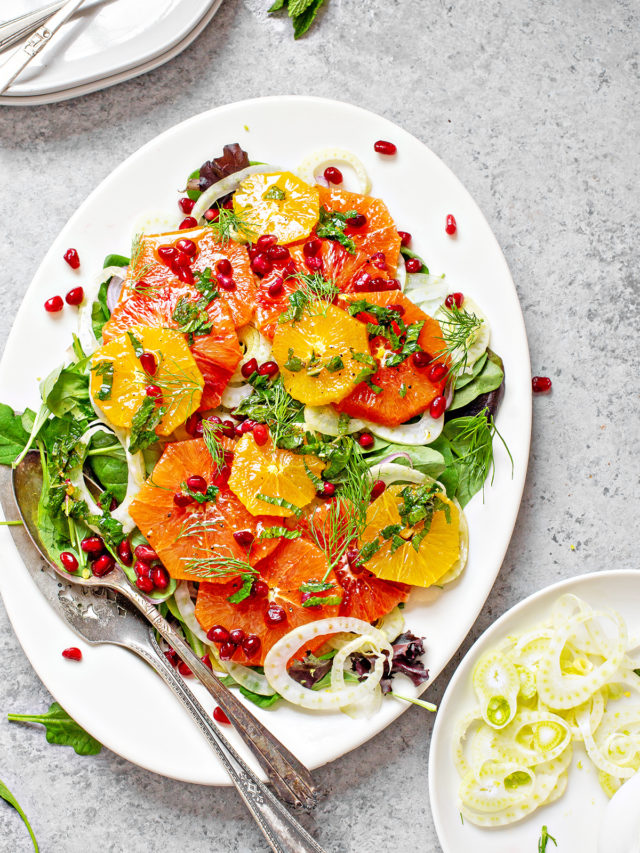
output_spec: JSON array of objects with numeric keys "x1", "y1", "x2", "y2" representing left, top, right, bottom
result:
[
  {"x1": 233, "y1": 172, "x2": 319, "y2": 244},
  {"x1": 272, "y1": 303, "x2": 370, "y2": 406},
  {"x1": 359, "y1": 484, "x2": 460, "y2": 587},
  {"x1": 90, "y1": 326, "x2": 203, "y2": 435},
  {"x1": 228, "y1": 433, "x2": 324, "y2": 517}
]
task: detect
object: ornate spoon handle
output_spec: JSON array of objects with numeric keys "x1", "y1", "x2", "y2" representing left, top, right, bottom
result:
[
  {"x1": 125, "y1": 629, "x2": 326, "y2": 853},
  {"x1": 108, "y1": 575, "x2": 316, "y2": 809}
]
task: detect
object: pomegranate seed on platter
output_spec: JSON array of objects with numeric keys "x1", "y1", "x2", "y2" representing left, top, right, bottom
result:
[
  {"x1": 241, "y1": 358, "x2": 258, "y2": 378},
  {"x1": 251, "y1": 253, "x2": 273, "y2": 277},
  {"x1": 303, "y1": 237, "x2": 321, "y2": 258},
  {"x1": 213, "y1": 706, "x2": 231, "y2": 725},
  {"x1": 257, "y1": 235, "x2": 278, "y2": 252},
  {"x1": 44, "y1": 296, "x2": 64, "y2": 313},
  {"x1": 374, "y1": 140, "x2": 397, "y2": 155},
  {"x1": 398, "y1": 231, "x2": 412, "y2": 246},
  {"x1": 150, "y1": 566, "x2": 169, "y2": 589},
  {"x1": 349, "y1": 213, "x2": 366, "y2": 229},
  {"x1": 251, "y1": 580, "x2": 269, "y2": 598},
  {"x1": 176, "y1": 238, "x2": 197, "y2": 257},
  {"x1": 429, "y1": 395, "x2": 447, "y2": 418},
  {"x1": 63, "y1": 248, "x2": 80, "y2": 269},
  {"x1": 186, "y1": 475, "x2": 207, "y2": 493},
  {"x1": 204, "y1": 209, "x2": 219, "y2": 222},
  {"x1": 305, "y1": 256, "x2": 323, "y2": 272},
  {"x1": 178, "y1": 197, "x2": 195, "y2": 214},
  {"x1": 158, "y1": 246, "x2": 177, "y2": 265},
  {"x1": 324, "y1": 166, "x2": 343, "y2": 185},
  {"x1": 139, "y1": 351, "x2": 157, "y2": 376},
  {"x1": 136, "y1": 575, "x2": 154, "y2": 593},
  {"x1": 444, "y1": 292, "x2": 464, "y2": 309},
  {"x1": 219, "y1": 642, "x2": 236, "y2": 661},
  {"x1": 215, "y1": 258, "x2": 232, "y2": 276},
  {"x1": 233, "y1": 530, "x2": 255, "y2": 548},
  {"x1": 217, "y1": 274, "x2": 236, "y2": 291},
  {"x1": 173, "y1": 491, "x2": 193, "y2": 507},
  {"x1": 405, "y1": 258, "x2": 422, "y2": 274},
  {"x1": 178, "y1": 661, "x2": 192, "y2": 677},
  {"x1": 412, "y1": 351, "x2": 430, "y2": 368},
  {"x1": 358, "y1": 433, "x2": 374, "y2": 449},
  {"x1": 428, "y1": 363, "x2": 448, "y2": 382},
  {"x1": 265, "y1": 604, "x2": 287, "y2": 626},
  {"x1": 445, "y1": 214, "x2": 457, "y2": 235},
  {"x1": 370, "y1": 480, "x2": 386, "y2": 501},
  {"x1": 229, "y1": 628, "x2": 245, "y2": 645},
  {"x1": 242, "y1": 635, "x2": 261, "y2": 658},
  {"x1": 80, "y1": 536, "x2": 103, "y2": 553},
  {"x1": 62, "y1": 647, "x2": 82, "y2": 661},
  {"x1": 117, "y1": 540, "x2": 133, "y2": 566},
  {"x1": 257, "y1": 361, "x2": 279, "y2": 378},
  {"x1": 134, "y1": 544, "x2": 158, "y2": 562},
  {"x1": 207, "y1": 625, "x2": 230, "y2": 643},
  {"x1": 532, "y1": 376, "x2": 552, "y2": 393},
  {"x1": 65, "y1": 287, "x2": 84, "y2": 306},
  {"x1": 60, "y1": 552, "x2": 78, "y2": 572},
  {"x1": 134, "y1": 560, "x2": 151, "y2": 578},
  {"x1": 267, "y1": 244, "x2": 290, "y2": 262},
  {"x1": 179, "y1": 217, "x2": 197, "y2": 230},
  {"x1": 253, "y1": 424, "x2": 268, "y2": 446},
  {"x1": 320, "y1": 482, "x2": 336, "y2": 498},
  {"x1": 92, "y1": 554, "x2": 114, "y2": 577},
  {"x1": 268, "y1": 278, "x2": 283, "y2": 297}
]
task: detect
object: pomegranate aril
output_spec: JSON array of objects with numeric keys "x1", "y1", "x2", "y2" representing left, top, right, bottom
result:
[
  {"x1": 134, "y1": 544, "x2": 158, "y2": 562},
  {"x1": 213, "y1": 706, "x2": 231, "y2": 725},
  {"x1": 253, "y1": 423, "x2": 268, "y2": 446},
  {"x1": 251, "y1": 580, "x2": 269, "y2": 598},
  {"x1": 258, "y1": 361, "x2": 279, "y2": 377},
  {"x1": 204, "y1": 208, "x2": 219, "y2": 222},
  {"x1": 65, "y1": 287, "x2": 84, "y2": 306},
  {"x1": 265, "y1": 604, "x2": 287, "y2": 626},
  {"x1": 384, "y1": 278, "x2": 401, "y2": 291},
  {"x1": 398, "y1": 231, "x2": 412, "y2": 247},
  {"x1": 178, "y1": 197, "x2": 195, "y2": 214},
  {"x1": 215, "y1": 258, "x2": 232, "y2": 276},
  {"x1": 145, "y1": 384, "x2": 162, "y2": 398},
  {"x1": 219, "y1": 642, "x2": 236, "y2": 661},
  {"x1": 185, "y1": 412, "x2": 201, "y2": 436},
  {"x1": 353, "y1": 272, "x2": 373, "y2": 291},
  {"x1": 303, "y1": 237, "x2": 321, "y2": 258},
  {"x1": 532, "y1": 376, "x2": 552, "y2": 393},
  {"x1": 176, "y1": 238, "x2": 197, "y2": 257},
  {"x1": 158, "y1": 246, "x2": 177, "y2": 265},
  {"x1": 207, "y1": 625, "x2": 230, "y2": 643},
  {"x1": 241, "y1": 358, "x2": 258, "y2": 378},
  {"x1": 134, "y1": 560, "x2": 151, "y2": 578},
  {"x1": 93, "y1": 554, "x2": 114, "y2": 577},
  {"x1": 221, "y1": 419, "x2": 236, "y2": 439},
  {"x1": 186, "y1": 475, "x2": 207, "y2": 493},
  {"x1": 268, "y1": 277, "x2": 284, "y2": 297},
  {"x1": 201, "y1": 653, "x2": 213, "y2": 670},
  {"x1": 80, "y1": 536, "x2": 103, "y2": 553},
  {"x1": 229, "y1": 628, "x2": 246, "y2": 645},
  {"x1": 233, "y1": 530, "x2": 255, "y2": 548},
  {"x1": 358, "y1": 432, "x2": 374, "y2": 449},
  {"x1": 178, "y1": 661, "x2": 192, "y2": 677},
  {"x1": 139, "y1": 351, "x2": 157, "y2": 376},
  {"x1": 370, "y1": 479, "x2": 386, "y2": 501},
  {"x1": 412, "y1": 351, "x2": 431, "y2": 368},
  {"x1": 179, "y1": 216, "x2": 197, "y2": 230},
  {"x1": 445, "y1": 214, "x2": 457, "y2": 235},
  {"x1": 371, "y1": 251, "x2": 386, "y2": 270},
  {"x1": 136, "y1": 575, "x2": 154, "y2": 593},
  {"x1": 150, "y1": 566, "x2": 169, "y2": 590},
  {"x1": 164, "y1": 649, "x2": 178, "y2": 666},
  {"x1": 60, "y1": 551, "x2": 78, "y2": 572},
  {"x1": 349, "y1": 213, "x2": 366, "y2": 228},
  {"x1": 251, "y1": 253, "x2": 273, "y2": 277},
  {"x1": 405, "y1": 258, "x2": 422, "y2": 274},
  {"x1": 320, "y1": 481, "x2": 336, "y2": 498},
  {"x1": 374, "y1": 140, "x2": 397, "y2": 155},
  {"x1": 217, "y1": 274, "x2": 236, "y2": 291},
  {"x1": 305, "y1": 255, "x2": 323, "y2": 272},
  {"x1": 267, "y1": 244, "x2": 290, "y2": 261},
  {"x1": 62, "y1": 647, "x2": 82, "y2": 661},
  {"x1": 63, "y1": 248, "x2": 80, "y2": 269},
  {"x1": 323, "y1": 166, "x2": 343, "y2": 184},
  {"x1": 428, "y1": 363, "x2": 448, "y2": 382},
  {"x1": 444, "y1": 292, "x2": 464, "y2": 309},
  {"x1": 242, "y1": 635, "x2": 261, "y2": 658},
  {"x1": 44, "y1": 296, "x2": 64, "y2": 313},
  {"x1": 173, "y1": 491, "x2": 193, "y2": 507},
  {"x1": 176, "y1": 265, "x2": 194, "y2": 285},
  {"x1": 256, "y1": 234, "x2": 278, "y2": 252},
  {"x1": 429, "y1": 395, "x2": 447, "y2": 419},
  {"x1": 117, "y1": 539, "x2": 133, "y2": 566}
]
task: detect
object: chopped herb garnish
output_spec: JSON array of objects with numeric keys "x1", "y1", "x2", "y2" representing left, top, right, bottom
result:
[
  {"x1": 126, "y1": 331, "x2": 144, "y2": 357},
  {"x1": 193, "y1": 267, "x2": 220, "y2": 303},
  {"x1": 171, "y1": 295, "x2": 213, "y2": 340},
  {"x1": 316, "y1": 206, "x2": 358, "y2": 253},
  {"x1": 256, "y1": 493, "x2": 302, "y2": 517},
  {"x1": 264, "y1": 185, "x2": 286, "y2": 200},
  {"x1": 325, "y1": 355, "x2": 344, "y2": 372},
  {"x1": 284, "y1": 347, "x2": 305, "y2": 372},
  {"x1": 399, "y1": 382, "x2": 408, "y2": 398},
  {"x1": 538, "y1": 826, "x2": 557, "y2": 853},
  {"x1": 181, "y1": 483, "x2": 219, "y2": 504},
  {"x1": 302, "y1": 594, "x2": 342, "y2": 608},
  {"x1": 436, "y1": 302, "x2": 484, "y2": 376},
  {"x1": 206, "y1": 207, "x2": 257, "y2": 243},
  {"x1": 259, "y1": 526, "x2": 302, "y2": 540},
  {"x1": 91, "y1": 361, "x2": 114, "y2": 401},
  {"x1": 385, "y1": 321, "x2": 425, "y2": 367},
  {"x1": 299, "y1": 580, "x2": 334, "y2": 593},
  {"x1": 278, "y1": 272, "x2": 339, "y2": 323},
  {"x1": 129, "y1": 396, "x2": 165, "y2": 454}
]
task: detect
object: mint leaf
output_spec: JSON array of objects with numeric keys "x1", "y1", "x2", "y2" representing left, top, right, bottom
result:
[
  {"x1": 8, "y1": 702, "x2": 102, "y2": 755},
  {"x1": 316, "y1": 205, "x2": 357, "y2": 253},
  {"x1": 227, "y1": 575, "x2": 254, "y2": 604},
  {"x1": 259, "y1": 526, "x2": 302, "y2": 540},
  {"x1": 0, "y1": 778, "x2": 39, "y2": 851},
  {"x1": 293, "y1": 0, "x2": 325, "y2": 37},
  {"x1": 129, "y1": 396, "x2": 165, "y2": 454},
  {"x1": 256, "y1": 493, "x2": 302, "y2": 517},
  {"x1": 91, "y1": 361, "x2": 114, "y2": 401}
]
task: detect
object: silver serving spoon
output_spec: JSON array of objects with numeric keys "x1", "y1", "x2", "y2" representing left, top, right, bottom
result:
[
  {"x1": 0, "y1": 529, "x2": 326, "y2": 853},
  {"x1": 10, "y1": 451, "x2": 317, "y2": 811}
]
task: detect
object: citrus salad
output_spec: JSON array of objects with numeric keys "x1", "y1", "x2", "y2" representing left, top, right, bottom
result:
[{"x1": 4, "y1": 143, "x2": 508, "y2": 715}]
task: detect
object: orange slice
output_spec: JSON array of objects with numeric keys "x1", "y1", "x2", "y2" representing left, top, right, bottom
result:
[
  {"x1": 103, "y1": 282, "x2": 242, "y2": 412},
  {"x1": 126, "y1": 227, "x2": 256, "y2": 329},
  {"x1": 335, "y1": 290, "x2": 448, "y2": 426},
  {"x1": 228, "y1": 433, "x2": 324, "y2": 517},
  {"x1": 233, "y1": 172, "x2": 319, "y2": 244},
  {"x1": 195, "y1": 539, "x2": 339, "y2": 665},
  {"x1": 129, "y1": 438, "x2": 282, "y2": 582},
  {"x1": 272, "y1": 303, "x2": 370, "y2": 406},
  {"x1": 90, "y1": 327, "x2": 203, "y2": 435},
  {"x1": 359, "y1": 484, "x2": 460, "y2": 587}
]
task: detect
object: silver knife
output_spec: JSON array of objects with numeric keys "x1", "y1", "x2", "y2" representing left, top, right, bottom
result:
[
  {"x1": 0, "y1": 0, "x2": 86, "y2": 94},
  {"x1": 0, "y1": 3, "x2": 66, "y2": 53}
]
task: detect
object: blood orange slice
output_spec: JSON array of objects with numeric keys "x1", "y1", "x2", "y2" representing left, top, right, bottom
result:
[
  {"x1": 335, "y1": 290, "x2": 448, "y2": 427},
  {"x1": 103, "y1": 281, "x2": 241, "y2": 411},
  {"x1": 334, "y1": 558, "x2": 410, "y2": 623},
  {"x1": 126, "y1": 227, "x2": 256, "y2": 329},
  {"x1": 195, "y1": 538, "x2": 339, "y2": 665},
  {"x1": 129, "y1": 438, "x2": 282, "y2": 582}
]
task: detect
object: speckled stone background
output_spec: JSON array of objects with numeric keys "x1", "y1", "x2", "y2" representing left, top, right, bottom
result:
[{"x1": 0, "y1": 0, "x2": 638, "y2": 850}]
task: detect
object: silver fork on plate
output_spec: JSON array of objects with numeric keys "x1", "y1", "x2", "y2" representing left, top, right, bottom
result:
[
  {"x1": 1, "y1": 467, "x2": 327, "y2": 853},
  {"x1": 0, "y1": 2, "x2": 66, "y2": 53}
]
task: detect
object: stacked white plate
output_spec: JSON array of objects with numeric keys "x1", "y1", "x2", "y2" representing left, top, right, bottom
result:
[{"x1": 0, "y1": 0, "x2": 223, "y2": 105}]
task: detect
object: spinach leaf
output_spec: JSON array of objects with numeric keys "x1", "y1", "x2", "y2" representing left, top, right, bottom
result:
[
  {"x1": 0, "y1": 777, "x2": 39, "y2": 852},
  {"x1": 448, "y1": 350, "x2": 503, "y2": 412},
  {"x1": 91, "y1": 279, "x2": 111, "y2": 341},
  {"x1": 400, "y1": 246, "x2": 429, "y2": 274},
  {"x1": 0, "y1": 403, "x2": 30, "y2": 465},
  {"x1": 7, "y1": 702, "x2": 102, "y2": 755},
  {"x1": 103, "y1": 253, "x2": 130, "y2": 268},
  {"x1": 452, "y1": 351, "x2": 488, "y2": 390},
  {"x1": 40, "y1": 360, "x2": 91, "y2": 420},
  {"x1": 219, "y1": 675, "x2": 281, "y2": 708},
  {"x1": 365, "y1": 442, "x2": 446, "y2": 479}
]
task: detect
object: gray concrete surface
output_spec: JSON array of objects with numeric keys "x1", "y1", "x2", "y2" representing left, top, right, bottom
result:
[{"x1": 0, "y1": 0, "x2": 638, "y2": 850}]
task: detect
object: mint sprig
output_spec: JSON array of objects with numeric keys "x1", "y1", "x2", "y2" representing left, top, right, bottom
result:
[{"x1": 268, "y1": 0, "x2": 327, "y2": 38}]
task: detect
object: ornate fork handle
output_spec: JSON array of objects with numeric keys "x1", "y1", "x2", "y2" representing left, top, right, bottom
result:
[
  {"x1": 126, "y1": 631, "x2": 326, "y2": 853},
  {"x1": 108, "y1": 575, "x2": 316, "y2": 809}
]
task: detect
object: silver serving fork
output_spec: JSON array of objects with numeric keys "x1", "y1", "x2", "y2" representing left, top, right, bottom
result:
[{"x1": 7, "y1": 452, "x2": 317, "y2": 810}]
